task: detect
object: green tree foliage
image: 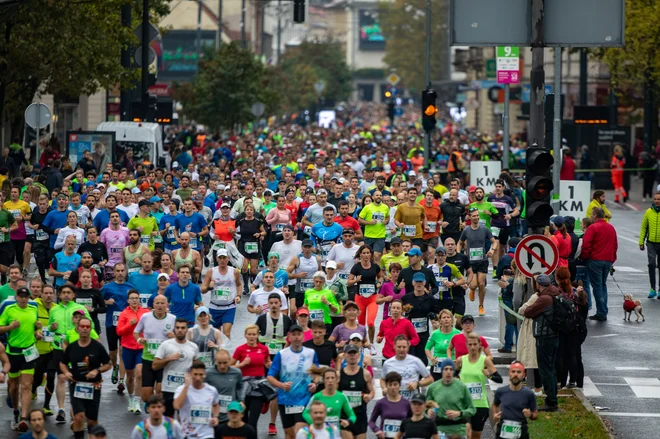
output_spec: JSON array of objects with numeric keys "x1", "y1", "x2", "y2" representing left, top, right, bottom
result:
[
  {"x1": 378, "y1": 0, "x2": 450, "y2": 92},
  {"x1": 0, "y1": 0, "x2": 169, "y2": 141},
  {"x1": 172, "y1": 42, "x2": 278, "y2": 130},
  {"x1": 275, "y1": 39, "x2": 352, "y2": 112}
]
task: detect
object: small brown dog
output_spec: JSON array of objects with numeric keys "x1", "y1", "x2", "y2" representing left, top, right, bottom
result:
[{"x1": 623, "y1": 294, "x2": 644, "y2": 322}]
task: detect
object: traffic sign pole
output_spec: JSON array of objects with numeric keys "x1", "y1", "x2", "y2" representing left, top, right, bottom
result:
[{"x1": 497, "y1": 46, "x2": 519, "y2": 170}]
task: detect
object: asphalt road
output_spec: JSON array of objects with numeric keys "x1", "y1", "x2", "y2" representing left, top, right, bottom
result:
[{"x1": 0, "y1": 203, "x2": 653, "y2": 438}]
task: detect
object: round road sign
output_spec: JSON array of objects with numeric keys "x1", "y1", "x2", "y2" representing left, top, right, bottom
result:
[
  {"x1": 514, "y1": 234, "x2": 559, "y2": 278},
  {"x1": 24, "y1": 103, "x2": 52, "y2": 130}
]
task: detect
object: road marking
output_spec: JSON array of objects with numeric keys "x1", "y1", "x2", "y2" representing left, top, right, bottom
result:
[
  {"x1": 582, "y1": 376, "x2": 602, "y2": 397},
  {"x1": 625, "y1": 203, "x2": 640, "y2": 211},
  {"x1": 482, "y1": 336, "x2": 500, "y2": 341},
  {"x1": 616, "y1": 367, "x2": 651, "y2": 371},
  {"x1": 590, "y1": 334, "x2": 618, "y2": 339},
  {"x1": 618, "y1": 235, "x2": 640, "y2": 245},
  {"x1": 612, "y1": 266, "x2": 643, "y2": 273},
  {"x1": 624, "y1": 377, "x2": 660, "y2": 385},
  {"x1": 601, "y1": 412, "x2": 660, "y2": 417}
]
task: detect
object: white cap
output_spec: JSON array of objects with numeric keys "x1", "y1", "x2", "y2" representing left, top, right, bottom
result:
[
  {"x1": 172, "y1": 161, "x2": 179, "y2": 168},
  {"x1": 217, "y1": 249, "x2": 229, "y2": 257},
  {"x1": 408, "y1": 171, "x2": 416, "y2": 176},
  {"x1": 157, "y1": 272, "x2": 170, "y2": 281},
  {"x1": 349, "y1": 332, "x2": 363, "y2": 341},
  {"x1": 326, "y1": 261, "x2": 337, "y2": 269}
]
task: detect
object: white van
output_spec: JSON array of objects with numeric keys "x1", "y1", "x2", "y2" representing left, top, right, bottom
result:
[{"x1": 96, "y1": 122, "x2": 166, "y2": 168}]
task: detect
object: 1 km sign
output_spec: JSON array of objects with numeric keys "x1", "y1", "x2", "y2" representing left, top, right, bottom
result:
[
  {"x1": 470, "y1": 161, "x2": 501, "y2": 193},
  {"x1": 514, "y1": 235, "x2": 559, "y2": 278}
]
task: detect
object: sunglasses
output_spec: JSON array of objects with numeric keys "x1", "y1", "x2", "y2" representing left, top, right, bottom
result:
[{"x1": 78, "y1": 325, "x2": 91, "y2": 329}]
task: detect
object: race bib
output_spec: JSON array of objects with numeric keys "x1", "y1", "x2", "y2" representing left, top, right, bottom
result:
[
  {"x1": 218, "y1": 395, "x2": 232, "y2": 413},
  {"x1": 467, "y1": 382, "x2": 483, "y2": 400},
  {"x1": 383, "y1": 419, "x2": 402, "y2": 438},
  {"x1": 284, "y1": 405, "x2": 304, "y2": 414},
  {"x1": 275, "y1": 223, "x2": 286, "y2": 232},
  {"x1": 478, "y1": 219, "x2": 487, "y2": 227},
  {"x1": 128, "y1": 267, "x2": 140, "y2": 275},
  {"x1": 372, "y1": 212, "x2": 385, "y2": 224},
  {"x1": 309, "y1": 308, "x2": 324, "y2": 321},
  {"x1": 10, "y1": 210, "x2": 20, "y2": 219},
  {"x1": 139, "y1": 293, "x2": 152, "y2": 308},
  {"x1": 212, "y1": 241, "x2": 226, "y2": 251},
  {"x1": 112, "y1": 311, "x2": 121, "y2": 326},
  {"x1": 303, "y1": 226, "x2": 312, "y2": 236},
  {"x1": 167, "y1": 227, "x2": 176, "y2": 240},
  {"x1": 42, "y1": 328, "x2": 54, "y2": 343},
  {"x1": 500, "y1": 420, "x2": 522, "y2": 439},
  {"x1": 267, "y1": 341, "x2": 283, "y2": 355},
  {"x1": 326, "y1": 416, "x2": 339, "y2": 428},
  {"x1": 300, "y1": 279, "x2": 314, "y2": 291},
  {"x1": 343, "y1": 390, "x2": 363, "y2": 408},
  {"x1": 411, "y1": 317, "x2": 428, "y2": 333},
  {"x1": 427, "y1": 222, "x2": 437, "y2": 233},
  {"x1": 198, "y1": 351, "x2": 214, "y2": 368},
  {"x1": 338, "y1": 273, "x2": 350, "y2": 280},
  {"x1": 36, "y1": 230, "x2": 48, "y2": 241},
  {"x1": 147, "y1": 339, "x2": 163, "y2": 355},
  {"x1": 491, "y1": 226, "x2": 501, "y2": 238},
  {"x1": 140, "y1": 236, "x2": 151, "y2": 245},
  {"x1": 74, "y1": 382, "x2": 95, "y2": 400},
  {"x1": 76, "y1": 298, "x2": 93, "y2": 308},
  {"x1": 162, "y1": 371, "x2": 185, "y2": 392},
  {"x1": 400, "y1": 389, "x2": 413, "y2": 400},
  {"x1": 359, "y1": 284, "x2": 376, "y2": 298},
  {"x1": 0, "y1": 233, "x2": 5, "y2": 243},
  {"x1": 432, "y1": 358, "x2": 447, "y2": 374},
  {"x1": 23, "y1": 345, "x2": 39, "y2": 362},
  {"x1": 244, "y1": 242, "x2": 258, "y2": 254},
  {"x1": 189, "y1": 239, "x2": 198, "y2": 249},
  {"x1": 153, "y1": 234, "x2": 163, "y2": 244},
  {"x1": 190, "y1": 405, "x2": 211, "y2": 424},
  {"x1": 213, "y1": 287, "x2": 232, "y2": 303},
  {"x1": 403, "y1": 225, "x2": 416, "y2": 237},
  {"x1": 469, "y1": 247, "x2": 484, "y2": 261},
  {"x1": 439, "y1": 277, "x2": 449, "y2": 292}
]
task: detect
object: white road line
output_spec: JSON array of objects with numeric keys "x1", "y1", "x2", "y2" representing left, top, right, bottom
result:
[
  {"x1": 618, "y1": 235, "x2": 640, "y2": 244},
  {"x1": 600, "y1": 412, "x2": 660, "y2": 417},
  {"x1": 625, "y1": 203, "x2": 640, "y2": 212},
  {"x1": 612, "y1": 266, "x2": 643, "y2": 273},
  {"x1": 590, "y1": 334, "x2": 618, "y2": 339},
  {"x1": 582, "y1": 376, "x2": 603, "y2": 397},
  {"x1": 616, "y1": 367, "x2": 651, "y2": 371}
]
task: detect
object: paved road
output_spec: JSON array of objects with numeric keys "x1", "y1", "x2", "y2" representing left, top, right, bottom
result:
[{"x1": 0, "y1": 204, "x2": 654, "y2": 438}]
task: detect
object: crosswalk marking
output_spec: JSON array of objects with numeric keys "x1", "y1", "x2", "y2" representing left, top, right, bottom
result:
[{"x1": 581, "y1": 377, "x2": 602, "y2": 397}]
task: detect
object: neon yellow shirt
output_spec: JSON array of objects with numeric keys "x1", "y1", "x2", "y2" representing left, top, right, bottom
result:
[{"x1": 359, "y1": 203, "x2": 390, "y2": 239}]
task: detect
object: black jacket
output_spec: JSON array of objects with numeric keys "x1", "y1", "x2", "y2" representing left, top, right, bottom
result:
[
  {"x1": 440, "y1": 200, "x2": 466, "y2": 233},
  {"x1": 46, "y1": 167, "x2": 63, "y2": 194},
  {"x1": 524, "y1": 285, "x2": 560, "y2": 338}
]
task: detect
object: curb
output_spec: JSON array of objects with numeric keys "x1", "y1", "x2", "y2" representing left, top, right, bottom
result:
[
  {"x1": 491, "y1": 353, "x2": 516, "y2": 365},
  {"x1": 572, "y1": 388, "x2": 616, "y2": 439}
]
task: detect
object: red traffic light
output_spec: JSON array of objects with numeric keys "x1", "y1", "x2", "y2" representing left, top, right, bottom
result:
[{"x1": 527, "y1": 176, "x2": 554, "y2": 200}]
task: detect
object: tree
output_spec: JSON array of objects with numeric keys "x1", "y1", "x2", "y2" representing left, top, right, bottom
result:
[
  {"x1": 173, "y1": 42, "x2": 278, "y2": 130},
  {"x1": 0, "y1": 0, "x2": 169, "y2": 144},
  {"x1": 378, "y1": 0, "x2": 450, "y2": 93},
  {"x1": 276, "y1": 39, "x2": 352, "y2": 112}
]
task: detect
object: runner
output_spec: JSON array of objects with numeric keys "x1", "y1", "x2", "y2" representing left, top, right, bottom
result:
[
  {"x1": 444, "y1": 237, "x2": 472, "y2": 325},
  {"x1": 440, "y1": 189, "x2": 466, "y2": 245},
  {"x1": 380, "y1": 335, "x2": 433, "y2": 400},
  {"x1": 348, "y1": 245, "x2": 382, "y2": 349},
  {"x1": 73, "y1": 270, "x2": 105, "y2": 334},
  {"x1": 214, "y1": 401, "x2": 257, "y2": 439},
  {"x1": 127, "y1": 252, "x2": 159, "y2": 308},
  {"x1": 302, "y1": 320, "x2": 337, "y2": 369},
  {"x1": 187, "y1": 307, "x2": 227, "y2": 369},
  {"x1": 303, "y1": 271, "x2": 340, "y2": 331},
  {"x1": 172, "y1": 360, "x2": 220, "y2": 439},
  {"x1": 287, "y1": 239, "x2": 321, "y2": 313},
  {"x1": 327, "y1": 228, "x2": 359, "y2": 287},
  {"x1": 487, "y1": 179, "x2": 519, "y2": 275},
  {"x1": 201, "y1": 249, "x2": 242, "y2": 338},
  {"x1": 338, "y1": 343, "x2": 375, "y2": 439},
  {"x1": 127, "y1": 199, "x2": 159, "y2": 250},
  {"x1": 458, "y1": 208, "x2": 497, "y2": 316},
  {"x1": 18, "y1": 408, "x2": 58, "y2": 439},
  {"x1": 399, "y1": 393, "x2": 439, "y2": 439},
  {"x1": 134, "y1": 294, "x2": 176, "y2": 404},
  {"x1": 425, "y1": 310, "x2": 460, "y2": 381},
  {"x1": 123, "y1": 229, "x2": 151, "y2": 276},
  {"x1": 379, "y1": 237, "x2": 409, "y2": 275},
  {"x1": 358, "y1": 190, "x2": 389, "y2": 264},
  {"x1": 296, "y1": 400, "x2": 340, "y2": 439},
  {"x1": 251, "y1": 252, "x2": 289, "y2": 293},
  {"x1": 130, "y1": 394, "x2": 185, "y2": 439},
  {"x1": 164, "y1": 264, "x2": 203, "y2": 327},
  {"x1": 32, "y1": 284, "x2": 56, "y2": 416},
  {"x1": 248, "y1": 270, "x2": 288, "y2": 316},
  {"x1": 117, "y1": 290, "x2": 149, "y2": 414},
  {"x1": 401, "y1": 272, "x2": 441, "y2": 365},
  {"x1": 303, "y1": 367, "x2": 356, "y2": 431},
  {"x1": 310, "y1": 206, "x2": 343, "y2": 267},
  {"x1": 99, "y1": 210, "x2": 130, "y2": 281},
  {"x1": 420, "y1": 189, "x2": 442, "y2": 262},
  {"x1": 446, "y1": 315, "x2": 493, "y2": 360},
  {"x1": 427, "y1": 246, "x2": 465, "y2": 311},
  {"x1": 48, "y1": 235, "x2": 82, "y2": 288},
  {"x1": 368, "y1": 371, "x2": 411, "y2": 439},
  {"x1": 60, "y1": 316, "x2": 112, "y2": 439},
  {"x1": 492, "y1": 361, "x2": 538, "y2": 439},
  {"x1": 0, "y1": 286, "x2": 39, "y2": 431},
  {"x1": 171, "y1": 232, "x2": 203, "y2": 280}
]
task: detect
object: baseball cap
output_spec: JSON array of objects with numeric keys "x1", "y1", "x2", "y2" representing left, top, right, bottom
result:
[
  {"x1": 435, "y1": 246, "x2": 447, "y2": 254},
  {"x1": 468, "y1": 185, "x2": 477, "y2": 193},
  {"x1": 406, "y1": 248, "x2": 423, "y2": 257},
  {"x1": 390, "y1": 237, "x2": 402, "y2": 245},
  {"x1": 343, "y1": 301, "x2": 359, "y2": 311},
  {"x1": 412, "y1": 272, "x2": 426, "y2": 282},
  {"x1": 344, "y1": 344, "x2": 360, "y2": 354},
  {"x1": 296, "y1": 308, "x2": 310, "y2": 316},
  {"x1": 349, "y1": 332, "x2": 363, "y2": 341},
  {"x1": 551, "y1": 215, "x2": 565, "y2": 227},
  {"x1": 138, "y1": 199, "x2": 150, "y2": 208},
  {"x1": 302, "y1": 239, "x2": 314, "y2": 247},
  {"x1": 73, "y1": 309, "x2": 86, "y2": 315},
  {"x1": 326, "y1": 260, "x2": 337, "y2": 270},
  {"x1": 217, "y1": 249, "x2": 229, "y2": 257},
  {"x1": 288, "y1": 324, "x2": 304, "y2": 333},
  {"x1": 157, "y1": 272, "x2": 170, "y2": 281},
  {"x1": 195, "y1": 306, "x2": 212, "y2": 320},
  {"x1": 150, "y1": 196, "x2": 163, "y2": 203},
  {"x1": 408, "y1": 171, "x2": 416, "y2": 177},
  {"x1": 132, "y1": 187, "x2": 142, "y2": 194},
  {"x1": 462, "y1": 314, "x2": 475, "y2": 323},
  {"x1": 227, "y1": 401, "x2": 244, "y2": 413},
  {"x1": 410, "y1": 393, "x2": 426, "y2": 404},
  {"x1": 536, "y1": 274, "x2": 552, "y2": 286},
  {"x1": 342, "y1": 228, "x2": 354, "y2": 235},
  {"x1": 16, "y1": 287, "x2": 30, "y2": 297},
  {"x1": 267, "y1": 252, "x2": 280, "y2": 260}
]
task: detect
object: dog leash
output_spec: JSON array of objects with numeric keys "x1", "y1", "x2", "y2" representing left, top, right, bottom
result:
[{"x1": 610, "y1": 269, "x2": 627, "y2": 297}]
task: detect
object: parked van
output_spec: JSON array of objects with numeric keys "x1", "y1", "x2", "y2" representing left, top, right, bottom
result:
[{"x1": 96, "y1": 122, "x2": 166, "y2": 168}]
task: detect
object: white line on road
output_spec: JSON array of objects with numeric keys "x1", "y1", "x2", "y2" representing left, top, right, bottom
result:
[
  {"x1": 625, "y1": 203, "x2": 640, "y2": 212},
  {"x1": 600, "y1": 412, "x2": 660, "y2": 418},
  {"x1": 582, "y1": 376, "x2": 603, "y2": 397},
  {"x1": 590, "y1": 334, "x2": 618, "y2": 339},
  {"x1": 616, "y1": 367, "x2": 651, "y2": 371},
  {"x1": 618, "y1": 235, "x2": 640, "y2": 244}
]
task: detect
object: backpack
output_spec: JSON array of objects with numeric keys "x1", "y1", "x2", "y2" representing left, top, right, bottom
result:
[{"x1": 550, "y1": 295, "x2": 579, "y2": 335}]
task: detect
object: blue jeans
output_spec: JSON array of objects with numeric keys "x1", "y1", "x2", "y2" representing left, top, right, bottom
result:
[
  {"x1": 575, "y1": 265, "x2": 592, "y2": 310},
  {"x1": 503, "y1": 298, "x2": 519, "y2": 350},
  {"x1": 587, "y1": 260, "x2": 612, "y2": 317}
]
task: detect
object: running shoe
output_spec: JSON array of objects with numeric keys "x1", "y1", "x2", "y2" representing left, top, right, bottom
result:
[
  {"x1": 469, "y1": 289, "x2": 475, "y2": 302},
  {"x1": 478, "y1": 305, "x2": 485, "y2": 316},
  {"x1": 369, "y1": 345, "x2": 378, "y2": 356},
  {"x1": 42, "y1": 407, "x2": 54, "y2": 417},
  {"x1": 56, "y1": 409, "x2": 66, "y2": 424},
  {"x1": 268, "y1": 423, "x2": 278, "y2": 436},
  {"x1": 11, "y1": 410, "x2": 19, "y2": 430},
  {"x1": 128, "y1": 398, "x2": 135, "y2": 412},
  {"x1": 111, "y1": 365, "x2": 119, "y2": 384},
  {"x1": 18, "y1": 418, "x2": 28, "y2": 432},
  {"x1": 133, "y1": 397, "x2": 142, "y2": 415},
  {"x1": 649, "y1": 289, "x2": 657, "y2": 299},
  {"x1": 117, "y1": 381, "x2": 125, "y2": 394}
]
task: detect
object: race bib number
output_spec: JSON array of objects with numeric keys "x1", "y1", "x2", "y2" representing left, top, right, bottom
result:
[
  {"x1": 213, "y1": 287, "x2": 232, "y2": 303},
  {"x1": 140, "y1": 236, "x2": 151, "y2": 245},
  {"x1": 372, "y1": 212, "x2": 385, "y2": 224},
  {"x1": 74, "y1": 382, "x2": 95, "y2": 400},
  {"x1": 36, "y1": 230, "x2": 48, "y2": 241},
  {"x1": 303, "y1": 226, "x2": 312, "y2": 236},
  {"x1": 267, "y1": 341, "x2": 283, "y2": 355},
  {"x1": 189, "y1": 238, "x2": 198, "y2": 249},
  {"x1": 167, "y1": 227, "x2": 176, "y2": 240},
  {"x1": 190, "y1": 405, "x2": 211, "y2": 424},
  {"x1": 309, "y1": 308, "x2": 324, "y2": 321},
  {"x1": 478, "y1": 219, "x2": 487, "y2": 227},
  {"x1": 383, "y1": 419, "x2": 402, "y2": 438},
  {"x1": 411, "y1": 317, "x2": 428, "y2": 333},
  {"x1": 153, "y1": 234, "x2": 163, "y2": 244},
  {"x1": 162, "y1": 371, "x2": 185, "y2": 393},
  {"x1": 128, "y1": 267, "x2": 140, "y2": 274},
  {"x1": 147, "y1": 339, "x2": 163, "y2": 355},
  {"x1": 338, "y1": 273, "x2": 350, "y2": 280},
  {"x1": 10, "y1": 210, "x2": 20, "y2": 219},
  {"x1": 432, "y1": 358, "x2": 447, "y2": 374},
  {"x1": 284, "y1": 405, "x2": 304, "y2": 414},
  {"x1": 76, "y1": 298, "x2": 93, "y2": 308},
  {"x1": 244, "y1": 242, "x2": 258, "y2": 254},
  {"x1": 469, "y1": 247, "x2": 484, "y2": 261},
  {"x1": 326, "y1": 416, "x2": 339, "y2": 428},
  {"x1": 467, "y1": 382, "x2": 483, "y2": 400},
  {"x1": 23, "y1": 346, "x2": 39, "y2": 362},
  {"x1": 400, "y1": 389, "x2": 413, "y2": 400},
  {"x1": 300, "y1": 279, "x2": 314, "y2": 291},
  {"x1": 359, "y1": 284, "x2": 375, "y2": 298},
  {"x1": 112, "y1": 311, "x2": 121, "y2": 326},
  {"x1": 275, "y1": 223, "x2": 286, "y2": 232},
  {"x1": 500, "y1": 420, "x2": 522, "y2": 439},
  {"x1": 198, "y1": 351, "x2": 214, "y2": 368},
  {"x1": 427, "y1": 222, "x2": 437, "y2": 233},
  {"x1": 320, "y1": 243, "x2": 332, "y2": 260},
  {"x1": 439, "y1": 277, "x2": 449, "y2": 292},
  {"x1": 343, "y1": 390, "x2": 363, "y2": 408},
  {"x1": 491, "y1": 226, "x2": 501, "y2": 238},
  {"x1": 218, "y1": 395, "x2": 232, "y2": 413},
  {"x1": 212, "y1": 242, "x2": 226, "y2": 251},
  {"x1": 403, "y1": 225, "x2": 416, "y2": 237},
  {"x1": 42, "y1": 329, "x2": 54, "y2": 343},
  {"x1": 139, "y1": 293, "x2": 152, "y2": 308}
]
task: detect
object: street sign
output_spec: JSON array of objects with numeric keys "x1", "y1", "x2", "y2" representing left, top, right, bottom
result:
[
  {"x1": 559, "y1": 180, "x2": 590, "y2": 223},
  {"x1": 496, "y1": 46, "x2": 520, "y2": 84},
  {"x1": 387, "y1": 72, "x2": 401, "y2": 86},
  {"x1": 314, "y1": 81, "x2": 326, "y2": 95},
  {"x1": 135, "y1": 46, "x2": 157, "y2": 67},
  {"x1": 470, "y1": 161, "x2": 501, "y2": 193},
  {"x1": 251, "y1": 102, "x2": 266, "y2": 118},
  {"x1": 134, "y1": 22, "x2": 159, "y2": 43},
  {"x1": 25, "y1": 103, "x2": 51, "y2": 129},
  {"x1": 514, "y1": 235, "x2": 559, "y2": 278}
]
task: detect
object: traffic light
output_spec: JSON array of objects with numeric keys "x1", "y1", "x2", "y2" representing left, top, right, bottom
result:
[
  {"x1": 525, "y1": 146, "x2": 554, "y2": 229},
  {"x1": 293, "y1": 0, "x2": 305, "y2": 23},
  {"x1": 422, "y1": 88, "x2": 437, "y2": 132},
  {"x1": 387, "y1": 100, "x2": 395, "y2": 124}
]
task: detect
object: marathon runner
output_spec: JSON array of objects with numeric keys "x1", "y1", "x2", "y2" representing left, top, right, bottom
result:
[
  {"x1": 338, "y1": 343, "x2": 375, "y2": 439},
  {"x1": 201, "y1": 249, "x2": 242, "y2": 338},
  {"x1": 492, "y1": 361, "x2": 538, "y2": 439},
  {"x1": 380, "y1": 335, "x2": 433, "y2": 400}
]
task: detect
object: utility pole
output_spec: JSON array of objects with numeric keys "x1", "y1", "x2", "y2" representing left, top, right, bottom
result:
[
  {"x1": 241, "y1": 0, "x2": 246, "y2": 48},
  {"x1": 196, "y1": 0, "x2": 202, "y2": 57},
  {"x1": 552, "y1": 48, "x2": 561, "y2": 212},
  {"x1": 216, "y1": 0, "x2": 223, "y2": 50},
  {"x1": 423, "y1": 0, "x2": 432, "y2": 166},
  {"x1": 277, "y1": 0, "x2": 282, "y2": 61},
  {"x1": 260, "y1": 3, "x2": 266, "y2": 56},
  {"x1": 529, "y1": 0, "x2": 545, "y2": 150},
  {"x1": 120, "y1": 2, "x2": 131, "y2": 121},
  {"x1": 503, "y1": 84, "x2": 510, "y2": 167},
  {"x1": 141, "y1": 0, "x2": 150, "y2": 122}
]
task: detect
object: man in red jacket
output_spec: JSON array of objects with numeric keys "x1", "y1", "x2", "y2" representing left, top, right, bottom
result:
[{"x1": 581, "y1": 207, "x2": 618, "y2": 321}]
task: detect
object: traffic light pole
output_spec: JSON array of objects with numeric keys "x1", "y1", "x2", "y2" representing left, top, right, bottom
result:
[
  {"x1": 141, "y1": 0, "x2": 150, "y2": 122},
  {"x1": 120, "y1": 3, "x2": 131, "y2": 121},
  {"x1": 529, "y1": 0, "x2": 545, "y2": 151},
  {"x1": 423, "y1": 0, "x2": 431, "y2": 166}
]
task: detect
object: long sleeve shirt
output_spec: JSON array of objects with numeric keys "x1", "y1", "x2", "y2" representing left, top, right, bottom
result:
[
  {"x1": 580, "y1": 218, "x2": 618, "y2": 262},
  {"x1": 378, "y1": 317, "x2": 420, "y2": 358},
  {"x1": 117, "y1": 306, "x2": 149, "y2": 350}
]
